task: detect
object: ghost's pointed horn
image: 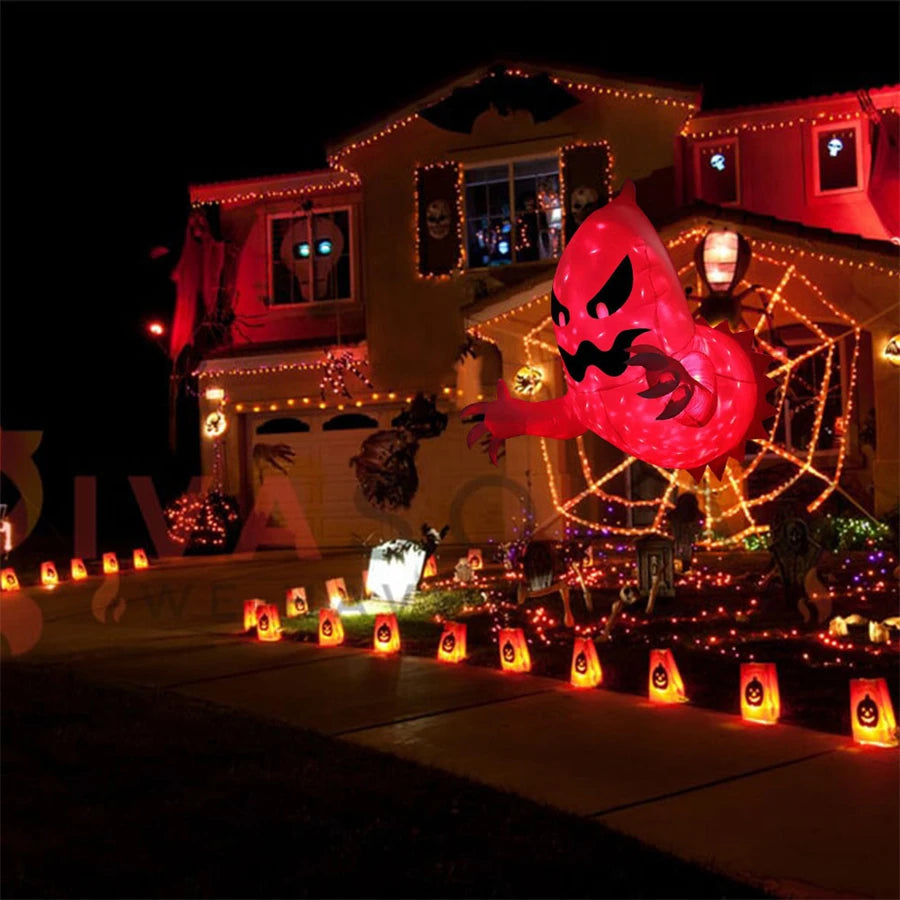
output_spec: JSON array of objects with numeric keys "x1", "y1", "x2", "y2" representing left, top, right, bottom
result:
[{"x1": 616, "y1": 180, "x2": 637, "y2": 204}]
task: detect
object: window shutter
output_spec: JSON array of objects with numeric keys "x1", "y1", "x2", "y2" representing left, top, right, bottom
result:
[
  {"x1": 561, "y1": 143, "x2": 612, "y2": 244},
  {"x1": 416, "y1": 163, "x2": 462, "y2": 276}
]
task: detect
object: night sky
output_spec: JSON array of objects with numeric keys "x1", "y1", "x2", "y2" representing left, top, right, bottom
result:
[{"x1": 2, "y1": 1, "x2": 898, "y2": 553}]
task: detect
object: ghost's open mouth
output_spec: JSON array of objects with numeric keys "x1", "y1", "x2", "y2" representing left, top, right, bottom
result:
[{"x1": 559, "y1": 328, "x2": 650, "y2": 381}]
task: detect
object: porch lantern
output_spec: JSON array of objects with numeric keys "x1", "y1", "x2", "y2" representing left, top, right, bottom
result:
[
  {"x1": 133, "y1": 548, "x2": 149, "y2": 570},
  {"x1": 648, "y1": 648, "x2": 688, "y2": 703},
  {"x1": 70, "y1": 558, "x2": 88, "y2": 581},
  {"x1": 318, "y1": 608, "x2": 345, "y2": 647},
  {"x1": 255, "y1": 603, "x2": 282, "y2": 642},
  {"x1": 367, "y1": 540, "x2": 425, "y2": 603},
  {"x1": 285, "y1": 587, "x2": 308, "y2": 617},
  {"x1": 325, "y1": 578, "x2": 350, "y2": 609},
  {"x1": 740, "y1": 662, "x2": 781, "y2": 725},
  {"x1": 693, "y1": 229, "x2": 755, "y2": 328},
  {"x1": 437, "y1": 621, "x2": 467, "y2": 663},
  {"x1": 850, "y1": 678, "x2": 898, "y2": 747},
  {"x1": 102, "y1": 553, "x2": 119, "y2": 575},
  {"x1": 373, "y1": 613, "x2": 401, "y2": 654},
  {"x1": 40, "y1": 562, "x2": 60, "y2": 588},
  {"x1": 499, "y1": 627, "x2": 531, "y2": 673},
  {"x1": 1, "y1": 568, "x2": 20, "y2": 591},
  {"x1": 243, "y1": 598, "x2": 266, "y2": 632},
  {"x1": 570, "y1": 637, "x2": 603, "y2": 688}
]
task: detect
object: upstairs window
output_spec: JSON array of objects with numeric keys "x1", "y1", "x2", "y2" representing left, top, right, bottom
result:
[
  {"x1": 695, "y1": 139, "x2": 739, "y2": 205},
  {"x1": 464, "y1": 157, "x2": 563, "y2": 268},
  {"x1": 269, "y1": 209, "x2": 353, "y2": 305},
  {"x1": 814, "y1": 123, "x2": 862, "y2": 194}
]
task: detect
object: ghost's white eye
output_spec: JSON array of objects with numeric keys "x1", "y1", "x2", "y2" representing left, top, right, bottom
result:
[
  {"x1": 294, "y1": 242, "x2": 311, "y2": 259},
  {"x1": 316, "y1": 239, "x2": 333, "y2": 256}
]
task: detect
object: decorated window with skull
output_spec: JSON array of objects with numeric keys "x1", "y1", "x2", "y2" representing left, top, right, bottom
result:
[
  {"x1": 813, "y1": 123, "x2": 862, "y2": 194},
  {"x1": 269, "y1": 209, "x2": 352, "y2": 304},
  {"x1": 695, "y1": 139, "x2": 740, "y2": 205},
  {"x1": 464, "y1": 157, "x2": 562, "y2": 268}
]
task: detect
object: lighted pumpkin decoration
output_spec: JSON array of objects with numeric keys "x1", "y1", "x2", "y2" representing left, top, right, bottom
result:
[
  {"x1": 850, "y1": 678, "x2": 898, "y2": 747},
  {"x1": 373, "y1": 613, "x2": 401, "y2": 654},
  {"x1": 740, "y1": 663, "x2": 780, "y2": 725},
  {"x1": 466, "y1": 548, "x2": 484, "y2": 570},
  {"x1": 462, "y1": 182, "x2": 775, "y2": 480},
  {"x1": 70, "y1": 558, "x2": 88, "y2": 581},
  {"x1": 498, "y1": 627, "x2": 531, "y2": 673},
  {"x1": 133, "y1": 548, "x2": 149, "y2": 570},
  {"x1": 40, "y1": 562, "x2": 60, "y2": 588},
  {"x1": 570, "y1": 637, "x2": 603, "y2": 688},
  {"x1": 1, "y1": 568, "x2": 20, "y2": 591},
  {"x1": 255, "y1": 603, "x2": 282, "y2": 642},
  {"x1": 285, "y1": 587, "x2": 308, "y2": 618},
  {"x1": 325, "y1": 577, "x2": 349, "y2": 608},
  {"x1": 318, "y1": 608, "x2": 345, "y2": 647},
  {"x1": 102, "y1": 553, "x2": 119, "y2": 575},
  {"x1": 243, "y1": 598, "x2": 266, "y2": 632},
  {"x1": 648, "y1": 648, "x2": 687, "y2": 703},
  {"x1": 437, "y1": 621, "x2": 467, "y2": 663}
]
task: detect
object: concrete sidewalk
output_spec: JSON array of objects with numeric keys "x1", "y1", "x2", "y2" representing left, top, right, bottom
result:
[{"x1": 5, "y1": 565, "x2": 899, "y2": 899}]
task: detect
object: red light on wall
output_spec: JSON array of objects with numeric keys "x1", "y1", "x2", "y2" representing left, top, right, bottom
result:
[
  {"x1": 740, "y1": 662, "x2": 780, "y2": 725},
  {"x1": 648, "y1": 649, "x2": 688, "y2": 703},
  {"x1": 243, "y1": 598, "x2": 265, "y2": 632},
  {"x1": 437, "y1": 621, "x2": 467, "y2": 663},
  {"x1": 1, "y1": 568, "x2": 20, "y2": 591},
  {"x1": 319, "y1": 608, "x2": 344, "y2": 647},
  {"x1": 850, "y1": 678, "x2": 898, "y2": 748},
  {"x1": 373, "y1": 613, "x2": 401, "y2": 654},
  {"x1": 133, "y1": 549, "x2": 149, "y2": 570},
  {"x1": 570, "y1": 637, "x2": 603, "y2": 688},
  {"x1": 70, "y1": 558, "x2": 88, "y2": 581},
  {"x1": 40, "y1": 561, "x2": 60, "y2": 588},
  {"x1": 102, "y1": 553, "x2": 119, "y2": 575},
  {"x1": 255, "y1": 603, "x2": 282, "y2": 642},
  {"x1": 499, "y1": 628, "x2": 531, "y2": 673}
]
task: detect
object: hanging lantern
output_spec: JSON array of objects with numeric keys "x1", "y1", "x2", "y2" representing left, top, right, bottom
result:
[
  {"x1": 1, "y1": 568, "x2": 20, "y2": 591},
  {"x1": 466, "y1": 548, "x2": 484, "y2": 570},
  {"x1": 133, "y1": 548, "x2": 149, "y2": 570},
  {"x1": 437, "y1": 621, "x2": 467, "y2": 663},
  {"x1": 243, "y1": 598, "x2": 266, "y2": 632},
  {"x1": 255, "y1": 603, "x2": 282, "y2": 642},
  {"x1": 695, "y1": 229, "x2": 751, "y2": 295},
  {"x1": 102, "y1": 553, "x2": 119, "y2": 575},
  {"x1": 319, "y1": 608, "x2": 345, "y2": 647},
  {"x1": 740, "y1": 663, "x2": 780, "y2": 725},
  {"x1": 373, "y1": 613, "x2": 401, "y2": 654},
  {"x1": 850, "y1": 678, "x2": 898, "y2": 747},
  {"x1": 40, "y1": 562, "x2": 60, "y2": 588},
  {"x1": 648, "y1": 648, "x2": 688, "y2": 703},
  {"x1": 570, "y1": 637, "x2": 603, "y2": 688},
  {"x1": 498, "y1": 627, "x2": 531, "y2": 673},
  {"x1": 285, "y1": 587, "x2": 308, "y2": 617},
  {"x1": 325, "y1": 577, "x2": 349, "y2": 608},
  {"x1": 70, "y1": 558, "x2": 88, "y2": 581},
  {"x1": 423, "y1": 555, "x2": 438, "y2": 579},
  {"x1": 367, "y1": 540, "x2": 425, "y2": 602}
]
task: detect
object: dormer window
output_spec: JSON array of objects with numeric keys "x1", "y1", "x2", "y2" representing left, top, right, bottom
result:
[
  {"x1": 269, "y1": 208, "x2": 353, "y2": 305},
  {"x1": 813, "y1": 122, "x2": 863, "y2": 194},
  {"x1": 695, "y1": 138, "x2": 740, "y2": 205}
]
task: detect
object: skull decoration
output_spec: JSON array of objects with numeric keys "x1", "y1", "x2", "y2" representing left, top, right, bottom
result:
[
  {"x1": 569, "y1": 185, "x2": 599, "y2": 225},
  {"x1": 279, "y1": 216, "x2": 345, "y2": 301},
  {"x1": 827, "y1": 137, "x2": 844, "y2": 158},
  {"x1": 709, "y1": 153, "x2": 727, "y2": 171},
  {"x1": 425, "y1": 199, "x2": 452, "y2": 240}
]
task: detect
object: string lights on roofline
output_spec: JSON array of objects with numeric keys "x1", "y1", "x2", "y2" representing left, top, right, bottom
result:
[
  {"x1": 190, "y1": 174, "x2": 362, "y2": 209},
  {"x1": 682, "y1": 107, "x2": 899, "y2": 141}
]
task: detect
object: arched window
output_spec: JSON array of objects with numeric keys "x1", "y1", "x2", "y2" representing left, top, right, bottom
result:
[
  {"x1": 256, "y1": 418, "x2": 311, "y2": 435},
  {"x1": 322, "y1": 413, "x2": 379, "y2": 431}
]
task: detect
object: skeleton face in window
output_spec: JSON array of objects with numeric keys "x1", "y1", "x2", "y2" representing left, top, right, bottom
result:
[
  {"x1": 279, "y1": 217, "x2": 344, "y2": 301},
  {"x1": 426, "y1": 199, "x2": 452, "y2": 240},
  {"x1": 827, "y1": 138, "x2": 844, "y2": 158},
  {"x1": 569, "y1": 185, "x2": 599, "y2": 225}
]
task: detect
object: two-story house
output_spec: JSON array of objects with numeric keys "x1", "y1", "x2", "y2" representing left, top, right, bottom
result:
[{"x1": 188, "y1": 64, "x2": 898, "y2": 554}]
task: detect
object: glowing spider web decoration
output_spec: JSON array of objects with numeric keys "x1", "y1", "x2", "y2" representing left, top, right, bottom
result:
[{"x1": 470, "y1": 229, "x2": 878, "y2": 549}]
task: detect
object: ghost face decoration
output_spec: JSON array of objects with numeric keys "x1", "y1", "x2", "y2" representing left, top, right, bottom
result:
[
  {"x1": 569, "y1": 185, "x2": 599, "y2": 225},
  {"x1": 426, "y1": 199, "x2": 452, "y2": 240},
  {"x1": 279, "y1": 217, "x2": 344, "y2": 301}
]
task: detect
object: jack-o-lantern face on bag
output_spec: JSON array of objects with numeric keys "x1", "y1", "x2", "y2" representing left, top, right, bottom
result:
[
  {"x1": 322, "y1": 619, "x2": 333, "y2": 637},
  {"x1": 857, "y1": 694, "x2": 879, "y2": 728},
  {"x1": 442, "y1": 633, "x2": 456, "y2": 654},
  {"x1": 502, "y1": 641, "x2": 516, "y2": 663},
  {"x1": 652, "y1": 663, "x2": 669, "y2": 691},
  {"x1": 574, "y1": 652, "x2": 588, "y2": 675},
  {"x1": 377, "y1": 623, "x2": 391, "y2": 644},
  {"x1": 745, "y1": 677, "x2": 764, "y2": 707}
]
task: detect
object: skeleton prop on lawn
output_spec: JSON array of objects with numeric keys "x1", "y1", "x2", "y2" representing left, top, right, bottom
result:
[{"x1": 463, "y1": 182, "x2": 775, "y2": 480}]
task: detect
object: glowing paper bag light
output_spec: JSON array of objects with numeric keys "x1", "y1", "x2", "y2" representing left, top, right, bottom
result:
[
  {"x1": 325, "y1": 577, "x2": 349, "y2": 608},
  {"x1": 466, "y1": 548, "x2": 484, "y2": 570},
  {"x1": 133, "y1": 548, "x2": 149, "y2": 570},
  {"x1": 373, "y1": 613, "x2": 401, "y2": 654},
  {"x1": 255, "y1": 603, "x2": 282, "y2": 642},
  {"x1": 285, "y1": 587, "x2": 308, "y2": 618},
  {"x1": 70, "y1": 558, "x2": 88, "y2": 581},
  {"x1": 499, "y1": 628, "x2": 531, "y2": 673},
  {"x1": 243, "y1": 598, "x2": 266, "y2": 632},
  {"x1": 40, "y1": 562, "x2": 60, "y2": 588},
  {"x1": 102, "y1": 553, "x2": 119, "y2": 575},
  {"x1": 648, "y1": 648, "x2": 687, "y2": 703},
  {"x1": 740, "y1": 663, "x2": 780, "y2": 725},
  {"x1": 318, "y1": 608, "x2": 344, "y2": 647},
  {"x1": 850, "y1": 678, "x2": 898, "y2": 747},
  {"x1": 1, "y1": 568, "x2": 20, "y2": 591},
  {"x1": 437, "y1": 621, "x2": 467, "y2": 663},
  {"x1": 570, "y1": 637, "x2": 603, "y2": 688},
  {"x1": 366, "y1": 540, "x2": 426, "y2": 603},
  {"x1": 423, "y1": 555, "x2": 438, "y2": 578}
]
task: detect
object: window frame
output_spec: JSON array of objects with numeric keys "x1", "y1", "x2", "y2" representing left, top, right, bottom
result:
[
  {"x1": 462, "y1": 153, "x2": 564, "y2": 271},
  {"x1": 266, "y1": 204, "x2": 357, "y2": 308},
  {"x1": 693, "y1": 137, "x2": 741, "y2": 207},
  {"x1": 811, "y1": 120, "x2": 865, "y2": 197}
]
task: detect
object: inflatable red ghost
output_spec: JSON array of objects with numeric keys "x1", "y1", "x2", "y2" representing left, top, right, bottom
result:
[{"x1": 463, "y1": 182, "x2": 775, "y2": 480}]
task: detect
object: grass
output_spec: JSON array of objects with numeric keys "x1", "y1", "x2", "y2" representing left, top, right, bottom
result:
[{"x1": 1, "y1": 664, "x2": 765, "y2": 899}]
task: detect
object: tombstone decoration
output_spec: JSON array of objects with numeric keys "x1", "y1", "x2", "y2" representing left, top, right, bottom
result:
[
  {"x1": 517, "y1": 540, "x2": 577, "y2": 628},
  {"x1": 667, "y1": 493, "x2": 702, "y2": 572},
  {"x1": 769, "y1": 514, "x2": 823, "y2": 620},
  {"x1": 636, "y1": 536, "x2": 675, "y2": 601}
]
